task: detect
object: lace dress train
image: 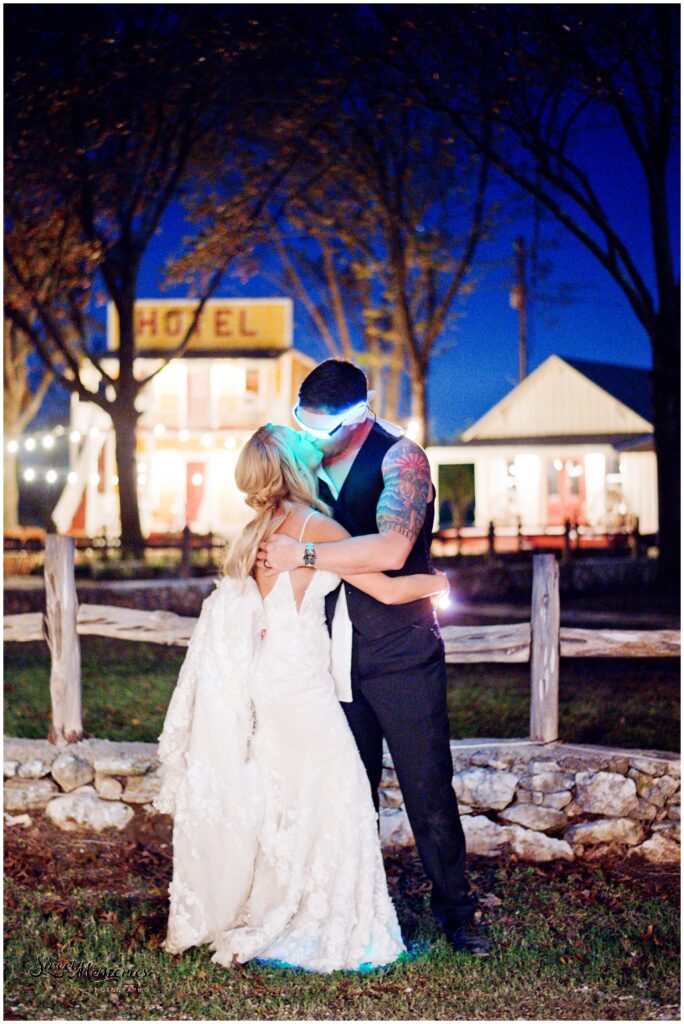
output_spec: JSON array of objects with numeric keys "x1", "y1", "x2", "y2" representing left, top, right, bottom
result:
[{"x1": 154, "y1": 568, "x2": 405, "y2": 974}]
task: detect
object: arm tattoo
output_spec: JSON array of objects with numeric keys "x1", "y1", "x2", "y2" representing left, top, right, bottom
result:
[{"x1": 377, "y1": 439, "x2": 432, "y2": 542}]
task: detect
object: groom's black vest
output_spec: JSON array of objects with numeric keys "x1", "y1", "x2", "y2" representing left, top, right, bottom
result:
[{"x1": 320, "y1": 421, "x2": 437, "y2": 640}]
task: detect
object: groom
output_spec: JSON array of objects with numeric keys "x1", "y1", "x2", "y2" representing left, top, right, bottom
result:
[{"x1": 258, "y1": 359, "x2": 489, "y2": 956}]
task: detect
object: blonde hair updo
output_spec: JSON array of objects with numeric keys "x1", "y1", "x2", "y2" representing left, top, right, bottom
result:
[{"x1": 221, "y1": 424, "x2": 330, "y2": 580}]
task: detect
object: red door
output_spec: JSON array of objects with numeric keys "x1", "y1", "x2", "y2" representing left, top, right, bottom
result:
[
  {"x1": 185, "y1": 462, "x2": 206, "y2": 526},
  {"x1": 546, "y1": 456, "x2": 586, "y2": 526}
]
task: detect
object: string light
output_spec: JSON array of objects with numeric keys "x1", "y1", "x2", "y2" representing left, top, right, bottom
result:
[
  {"x1": 23, "y1": 468, "x2": 36, "y2": 482},
  {"x1": 45, "y1": 469, "x2": 58, "y2": 484},
  {"x1": 70, "y1": 430, "x2": 82, "y2": 443},
  {"x1": 41, "y1": 435, "x2": 55, "y2": 449},
  {"x1": 88, "y1": 426, "x2": 101, "y2": 439},
  {"x1": 191, "y1": 472, "x2": 204, "y2": 486},
  {"x1": 200, "y1": 433, "x2": 212, "y2": 447},
  {"x1": 154, "y1": 424, "x2": 166, "y2": 436},
  {"x1": 67, "y1": 471, "x2": 78, "y2": 484},
  {"x1": 89, "y1": 472, "x2": 100, "y2": 485},
  {"x1": 25, "y1": 438, "x2": 36, "y2": 451},
  {"x1": 7, "y1": 440, "x2": 19, "y2": 453},
  {"x1": 179, "y1": 429, "x2": 190, "y2": 442}
]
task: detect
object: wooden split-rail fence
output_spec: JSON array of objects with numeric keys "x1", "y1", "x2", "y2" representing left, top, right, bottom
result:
[{"x1": 4, "y1": 535, "x2": 680, "y2": 746}]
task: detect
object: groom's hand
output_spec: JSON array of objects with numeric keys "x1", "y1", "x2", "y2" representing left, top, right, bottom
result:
[{"x1": 256, "y1": 535, "x2": 303, "y2": 575}]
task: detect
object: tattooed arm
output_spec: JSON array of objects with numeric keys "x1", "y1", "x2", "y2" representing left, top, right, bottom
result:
[{"x1": 258, "y1": 438, "x2": 433, "y2": 575}]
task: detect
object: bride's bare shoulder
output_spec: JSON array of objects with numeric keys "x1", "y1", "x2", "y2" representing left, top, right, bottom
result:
[{"x1": 304, "y1": 510, "x2": 350, "y2": 542}]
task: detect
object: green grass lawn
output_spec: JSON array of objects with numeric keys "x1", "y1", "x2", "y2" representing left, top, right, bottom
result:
[
  {"x1": 4, "y1": 637, "x2": 680, "y2": 751},
  {"x1": 3, "y1": 813, "x2": 679, "y2": 1021}
]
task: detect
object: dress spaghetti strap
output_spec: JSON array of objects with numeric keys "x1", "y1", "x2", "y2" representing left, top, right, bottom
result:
[{"x1": 298, "y1": 509, "x2": 317, "y2": 543}]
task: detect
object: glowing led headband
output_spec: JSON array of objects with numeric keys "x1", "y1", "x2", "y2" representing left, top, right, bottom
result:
[{"x1": 292, "y1": 392, "x2": 376, "y2": 438}]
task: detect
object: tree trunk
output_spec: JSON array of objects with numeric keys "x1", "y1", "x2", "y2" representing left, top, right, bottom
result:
[
  {"x1": 385, "y1": 350, "x2": 401, "y2": 422},
  {"x1": 650, "y1": 310, "x2": 680, "y2": 597},
  {"x1": 111, "y1": 404, "x2": 145, "y2": 556},
  {"x1": 4, "y1": 448, "x2": 20, "y2": 529},
  {"x1": 410, "y1": 370, "x2": 428, "y2": 446}
]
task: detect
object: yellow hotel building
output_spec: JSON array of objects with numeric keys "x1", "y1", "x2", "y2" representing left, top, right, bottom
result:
[{"x1": 52, "y1": 298, "x2": 315, "y2": 539}]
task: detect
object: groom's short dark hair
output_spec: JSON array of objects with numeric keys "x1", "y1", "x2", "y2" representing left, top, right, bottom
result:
[{"x1": 298, "y1": 360, "x2": 368, "y2": 412}]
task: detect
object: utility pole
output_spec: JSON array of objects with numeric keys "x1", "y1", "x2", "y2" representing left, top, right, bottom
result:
[{"x1": 509, "y1": 236, "x2": 528, "y2": 381}]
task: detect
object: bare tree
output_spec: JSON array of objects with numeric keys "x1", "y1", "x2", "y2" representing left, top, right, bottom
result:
[
  {"x1": 4, "y1": 6, "x2": 324, "y2": 552},
  {"x1": 384, "y1": 4, "x2": 680, "y2": 592},
  {"x1": 252, "y1": 87, "x2": 494, "y2": 443}
]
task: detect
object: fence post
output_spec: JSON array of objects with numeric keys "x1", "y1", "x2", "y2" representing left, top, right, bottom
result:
[
  {"x1": 529, "y1": 553, "x2": 560, "y2": 742},
  {"x1": 44, "y1": 534, "x2": 83, "y2": 744},
  {"x1": 487, "y1": 520, "x2": 496, "y2": 564},
  {"x1": 180, "y1": 524, "x2": 192, "y2": 578},
  {"x1": 562, "y1": 519, "x2": 572, "y2": 563},
  {"x1": 630, "y1": 515, "x2": 641, "y2": 559}
]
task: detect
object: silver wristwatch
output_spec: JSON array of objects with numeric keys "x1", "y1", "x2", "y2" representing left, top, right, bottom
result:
[{"x1": 302, "y1": 542, "x2": 316, "y2": 568}]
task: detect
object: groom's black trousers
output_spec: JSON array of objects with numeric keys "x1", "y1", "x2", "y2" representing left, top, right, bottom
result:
[{"x1": 342, "y1": 617, "x2": 478, "y2": 928}]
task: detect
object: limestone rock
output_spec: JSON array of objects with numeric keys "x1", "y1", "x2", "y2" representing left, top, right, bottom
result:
[
  {"x1": 379, "y1": 788, "x2": 404, "y2": 810},
  {"x1": 3, "y1": 738, "x2": 59, "y2": 769},
  {"x1": 582, "y1": 842, "x2": 627, "y2": 862},
  {"x1": 667, "y1": 804, "x2": 680, "y2": 822},
  {"x1": 557, "y1": 754, "x2": 594, "y2": 772},
  {"x1": 632, "y1": 798, "x2": 659, "y2": 821},
  {"x1": 122, "y1": 772, "x2": 161, "y2": 804},
  {"x1": 652, "y1": 822, "x2": 681, "y2": 843},
  {"x1": 498, "y1": 803, "x2": 567, "y2": 832},
  {"x1": 92, "y1": 754, "x2": 153, "y2": 777},
  {"x1": 605, "y1": 757, "x2": 630, "y2": 774},
  {"x1": 563, "y1": 799, "x2": 584, "y2": 819},
  {"x1": 628, "y1": 756, "x2": 668, "y2": 777},
  {"x1": 4, "y1": 778, "x2": 59, "y2": 811},
  {"x1": 518, "y1": 771, "x2": 576, "y2": 793},
  {"x1": 564, "y1": 817, "x2": 645, "y2": 847},
  {"x1": 628, "y1": 833, "x2": 680, "y2": 865},
  {"x1": 574, "y1": 771, "x2": 637, "y2": 817},
  {"x1": 461, "y1": 815, "x2": 512, "y2": 856},
  {"x1": 527, "y1": 760, "x2": 562, "y2": 774},
  {"x1": 379, "y1": 808, "x2": 414, "y2": 849},
  {"x1": 461, "y1": 815, "x2": 573, "y2": 862},
  {"x1": 45, "y1": 791, "x2": 134, "y2": 832},
  {"x1": 94, "y1": 774, "x2": 124, "y2": 800},
  {"x1": 17, "y1": 758, "x2": 51, "y2": 779},
  {"x1": 4, "y1": 812, "x2": 32, "y2": 827},
  {"x1": 507, "y1": 826, "x2": 574, "y2": 863},
  {"x1": 469, "y1": 749, "x2": 517, "y2": 770},
  {"x1": 4, "y1": 761, "x2": 20, "y2": 778},
  {"x1": 542, "y1": 790, "x2": 573, "y2": 810},
  {"x1": 637, "y1": 774, "x2": 679, "y2": 808},
  {"x1": 381, "y1": 768, "x2": 399, "y2": 788},
  {"x1": 50, "y1": 752, "x2": 94, "y2": 792},
  {"x1": 451, "y1": 767, "x2": 518, "y2": 809}
]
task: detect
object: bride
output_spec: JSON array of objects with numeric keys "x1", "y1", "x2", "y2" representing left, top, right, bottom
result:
[{"x1": 152, "y1": 423, "x2": 449, "y2": 974}]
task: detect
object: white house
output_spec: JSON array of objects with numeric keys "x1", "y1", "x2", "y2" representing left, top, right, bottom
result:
[
  {"x1": 426, "y1": 354, "x2": 657, "y2": 536},
  {"x1": 52, "y1": 298, "x2": 315, "y2": 538}
]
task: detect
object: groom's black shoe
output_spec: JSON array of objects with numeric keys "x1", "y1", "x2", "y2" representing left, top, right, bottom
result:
[{"x1": 445, "y1": 922, "x2": 491, "y2": 956}]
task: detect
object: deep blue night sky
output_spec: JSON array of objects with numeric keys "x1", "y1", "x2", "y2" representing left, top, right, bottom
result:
[
  {"x1": 131, "y1": 113, "x2": 675, "y2": 443},
  {"x1": 28, "y1": 63, "x2": 678, "y2": 446}
]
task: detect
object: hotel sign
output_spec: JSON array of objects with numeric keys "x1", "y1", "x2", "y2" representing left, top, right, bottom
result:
[{"x1": 107, "y1": 298, "x2": 293, "y2": 352}]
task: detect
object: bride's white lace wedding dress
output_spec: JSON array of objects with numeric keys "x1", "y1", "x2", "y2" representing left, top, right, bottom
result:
[{"x1": 153, "y1": 546, "x2": 406, "y2": 973}]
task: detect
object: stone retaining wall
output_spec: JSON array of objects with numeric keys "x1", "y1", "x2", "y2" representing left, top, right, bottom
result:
[
  {"x1": 3, "y1": 555, "x2": 660, "y2": 615},
  {"x1": 4, "y1": 736, "x2": 679, "y2": 865}
]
